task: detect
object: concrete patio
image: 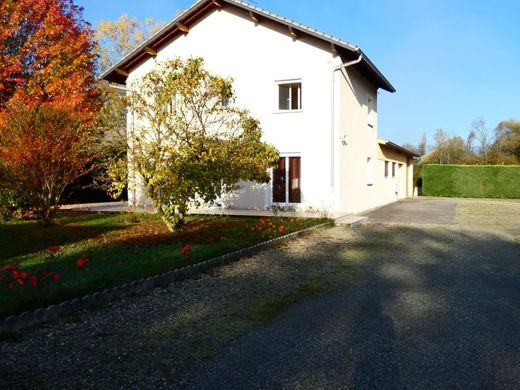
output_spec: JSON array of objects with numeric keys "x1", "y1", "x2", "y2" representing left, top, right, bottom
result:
[{"x1": 59, "y1": 201, "x2": 365, "y2": 223}]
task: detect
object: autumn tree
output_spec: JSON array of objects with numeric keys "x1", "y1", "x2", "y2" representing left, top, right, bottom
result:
[
  {"x1": 123, "y1": 57, "x2": 279, "y2": 231},
  {"x1": 91, "y1": 15, "x2": 164, "y2": 198},
  {"x1": 95, "y1": 15, "x2": 163, "y2": 73},
  {"x1": 489, "y1": 120, "x2": 520, "y2": 164},
  {"x1": 0, "y1": 0, "x2": 101, "y2": 225}
]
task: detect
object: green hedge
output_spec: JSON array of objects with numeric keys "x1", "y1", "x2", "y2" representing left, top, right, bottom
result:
[{"x1": 422, "y1": 164, "x2": 520, "y2": 198}]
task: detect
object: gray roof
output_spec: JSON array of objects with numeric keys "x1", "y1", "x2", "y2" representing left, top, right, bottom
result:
[{"x1": 100, "y1": 0, "x2": 395, "y2": 92}]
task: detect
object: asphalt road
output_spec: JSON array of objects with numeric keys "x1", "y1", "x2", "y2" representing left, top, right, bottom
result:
[{"x1": 175, "y1": 200, "x2": 520, "y2": 389}]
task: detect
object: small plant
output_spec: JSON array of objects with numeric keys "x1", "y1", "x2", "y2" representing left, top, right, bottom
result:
[
  {"x1": 180, "y1": 244, "x2": 193, "y2": 256},
  {"x1": 0, "y1": 264, "x2": 61, "y2": 290},
  {"x1": 250, "y1": 217, "x2": 289, "y2": 239}
]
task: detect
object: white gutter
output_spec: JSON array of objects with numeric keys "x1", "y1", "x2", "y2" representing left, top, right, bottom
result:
[
  {"x1": 107, "y1": 82, "x2": 129, "y2": 92},
  {"x1": 330, "y1": 53, "x2": 363, "y2": 204}
]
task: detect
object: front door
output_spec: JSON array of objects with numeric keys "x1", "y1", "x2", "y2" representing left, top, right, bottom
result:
[{"x1": 272, "y1": 156, "x2": 301, "y2": 204}]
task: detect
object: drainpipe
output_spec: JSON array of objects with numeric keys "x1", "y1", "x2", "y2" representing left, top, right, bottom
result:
[{"x1": 330, "y1": 52, "x2": 363, "y2": 208}]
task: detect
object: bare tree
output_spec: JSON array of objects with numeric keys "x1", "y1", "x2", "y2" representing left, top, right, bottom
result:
[
  {"x1": 465, "y1": 130, "x2": 476, "y2": 154},
  {"x1": 472, "y1": 118, "x2": 490, "y2": 163},
  {"x1": 434, "y1": 128, "x2": 449, "y2": 163},
  {"x1": 418, "y1": 133, "x2": 427, "y2": 156}
]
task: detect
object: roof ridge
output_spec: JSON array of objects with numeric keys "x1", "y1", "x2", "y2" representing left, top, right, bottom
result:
[{"x1": 100, "y1": 0, "x2": 395, "y2": 93}]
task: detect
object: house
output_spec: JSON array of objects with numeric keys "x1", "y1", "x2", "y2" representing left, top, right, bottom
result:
[{"x1": 101, "y1": 0, "x2": 417, "y2": 215}]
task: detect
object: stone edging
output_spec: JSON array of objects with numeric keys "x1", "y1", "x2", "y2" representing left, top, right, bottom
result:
[{"x1": 0, "y1": 221, "x2": 333, "y2": 334}]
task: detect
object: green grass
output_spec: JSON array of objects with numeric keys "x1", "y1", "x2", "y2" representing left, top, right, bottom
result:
[{"x1": 0, "y1": 212, "x2": 328, "y2": 318}]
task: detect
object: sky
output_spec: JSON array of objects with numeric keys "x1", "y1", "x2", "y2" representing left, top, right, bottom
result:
[{"x1": 76, "y1": 0, "x2": 520, "y2": 146}]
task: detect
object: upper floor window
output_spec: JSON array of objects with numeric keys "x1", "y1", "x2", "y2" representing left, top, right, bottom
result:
[
  {"x1": 367, "y1": 95, "x2": 375, "y2": 127},
  {"x1": 277, "y1": 81, "x2": 302, "y2": 111}
]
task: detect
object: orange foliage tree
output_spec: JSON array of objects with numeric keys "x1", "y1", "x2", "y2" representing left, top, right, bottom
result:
[{"x1": 0, "y1": 0, "x2": 101, "y2": 224}]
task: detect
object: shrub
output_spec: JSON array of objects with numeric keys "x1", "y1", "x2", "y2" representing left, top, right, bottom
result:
[{"x1": 422, "y1": 164, "x2": 520, "y2": 198}]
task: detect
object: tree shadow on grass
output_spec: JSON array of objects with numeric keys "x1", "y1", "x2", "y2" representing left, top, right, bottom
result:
[{"x1": 0, "y1": 213, "x2": 130, "y2": 260}]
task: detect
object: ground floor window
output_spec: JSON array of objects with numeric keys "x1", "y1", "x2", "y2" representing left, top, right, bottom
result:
[{"x1": 272, "y1": 156, "x2": 301, "y2": 203}]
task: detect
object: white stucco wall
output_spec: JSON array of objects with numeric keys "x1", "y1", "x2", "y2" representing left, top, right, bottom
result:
[
  {"x1": 125, "y1": 5, "x2": 409, "y2": 214},
  {"x1": 127, "y1": 7, "x2": 338, "y2": 210}
]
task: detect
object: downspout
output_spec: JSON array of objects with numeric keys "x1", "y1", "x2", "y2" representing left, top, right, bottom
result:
[{"x1": 330, "y1": 53, "x2": 363, "y2": 208}]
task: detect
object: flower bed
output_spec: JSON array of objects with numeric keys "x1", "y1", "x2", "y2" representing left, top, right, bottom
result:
[{"x1": 0, "y1": 213, "x2": 327, "y2": 318}]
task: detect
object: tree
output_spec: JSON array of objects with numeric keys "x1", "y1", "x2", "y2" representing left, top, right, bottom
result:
[
  {"x1": 490, "y1": 120, "x2": 520, "y2": 164},
  {"x1": 92, "y1": 15, "x2": 164, "y2": 197},
  {"x1": 472, "y1": 118, "x2": 490, "y2": 163},
  {"x1": 124, "y1": 57, "x2": 279, "y2": 231},
  {"x1": 433, "y1": 128, "x2": 449, "y2": 163},
  {"x1": 465, "y1": 130, "x2": 476, "y2": 155},
  {"x1": 0, "y1": 0, "x2": 101, "y2": 225},
  {"x1": 95, "y1": 15, "x2": 163, "y2": 73},
  {"x1": 0, "y1": 103, "x2": 102, "y2": 224}
]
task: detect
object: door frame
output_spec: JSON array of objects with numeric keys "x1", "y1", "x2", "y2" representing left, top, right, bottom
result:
[{"x1": 271, "y1": 153, "x2": 301, "y2": 206}]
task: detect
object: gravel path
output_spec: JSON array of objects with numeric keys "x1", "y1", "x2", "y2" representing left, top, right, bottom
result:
[
  {"x1": 175, "y1": 224, "x2": 520, "y2": 389},
  {"x1": 1, "y1": 200, "x2": 520, "y2": 389}
]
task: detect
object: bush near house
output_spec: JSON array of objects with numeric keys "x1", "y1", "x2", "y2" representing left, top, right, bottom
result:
[{"x1": 422, "y1": 164, "x2": 520, "y2": 198}]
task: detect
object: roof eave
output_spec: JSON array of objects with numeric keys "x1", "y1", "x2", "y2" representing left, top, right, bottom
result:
[{"x1": 100, "y1": 0, "x2": 396, "y2": 93}]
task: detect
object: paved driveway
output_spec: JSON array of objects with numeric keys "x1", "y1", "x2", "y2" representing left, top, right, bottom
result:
[{"x1": 362, "y1": 198, "x2": 460, "y2": 224}]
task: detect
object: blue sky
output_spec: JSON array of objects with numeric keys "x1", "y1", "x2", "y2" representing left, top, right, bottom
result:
[{"x1": 77, "y1": 0, "x2": 520, "y2": 146}]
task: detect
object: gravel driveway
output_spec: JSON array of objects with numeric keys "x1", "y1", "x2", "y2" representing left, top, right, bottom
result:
[
  {"x1": 1, "y1": 199, "x2": 519, "y2": 389},
  {"x1": 362, "y1": 197, "x2": 460, "y2": 224}
]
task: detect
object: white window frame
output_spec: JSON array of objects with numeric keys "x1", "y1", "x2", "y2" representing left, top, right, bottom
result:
[{"x1": 275, "y1": 79, "x2": 302, "y2": 113}]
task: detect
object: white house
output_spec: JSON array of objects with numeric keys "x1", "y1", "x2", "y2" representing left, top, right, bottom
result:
[{"x1": 102, "y1": 0, "x2": 416, "y2": 215}]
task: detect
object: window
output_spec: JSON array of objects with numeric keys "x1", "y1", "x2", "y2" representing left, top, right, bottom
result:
[
  {"x1": 367, "y1": 95, "x2": 374, "y2": 127},
  {"x1": 392, "y1": 162, "x2": 396, "y2": 177},
  {"x1": 384, "y1": 161, "x2": 389, "y2": 178},
  {"x1": 366, "y1": 157, "x2": 373, "y2": 186},
  {"x1": 273, "y1": 156, "x2": 301, "y2": 203},
  {"x1": 277, "y1": 82, "x2": 301, "y2": 111}
]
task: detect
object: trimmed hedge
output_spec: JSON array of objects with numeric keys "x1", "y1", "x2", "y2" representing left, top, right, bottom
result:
[{"x1": 422, "y1": 164, "x2": 520, "y2": 198}]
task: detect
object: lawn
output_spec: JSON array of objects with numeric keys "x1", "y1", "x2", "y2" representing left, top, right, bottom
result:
[{"x1": 0, "y1": 212, "x2": 327, "y2": 318}]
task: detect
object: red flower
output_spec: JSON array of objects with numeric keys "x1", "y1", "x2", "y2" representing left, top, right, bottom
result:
[
  {"x1": 1, "y1": 265, "x2": 16, "y2": 272},
  {"x1": 51, "y1": 273, "x2": 61, "y2": 281},
  {"x1": 16, "y1": 278, "x2": 24, "y2": 286},
  {"x1": 76, "y1": 258, "x2": 86, "y2": 268},
  {"x1": 29, "y1": 275, "x2": 38, "y2": 287},
  {"x1": 180, "y1": 244, "x2": 192, "y2": 256},
  {"x1": 278, "y1": 225, "x2": 285, "y2": 233},
  {"x1": 20, "y1": 272, "x2": 28, "y2": 279},
  {"x1": 12, "y1": 270, "x2": 20, "y2": 279},
  {"x1": 48, "y1": 246, "x2": 61, "y2": 253}
]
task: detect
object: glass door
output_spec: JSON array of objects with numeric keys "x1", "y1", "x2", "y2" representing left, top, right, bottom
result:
[{"x1": 272, "y1": 157, "x2": 301, "y2": 204}]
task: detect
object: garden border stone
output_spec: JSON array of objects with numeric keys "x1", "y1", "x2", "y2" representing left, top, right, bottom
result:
[{"x1": 0, "y1": 221, "x2": 333, "y2": 334}]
